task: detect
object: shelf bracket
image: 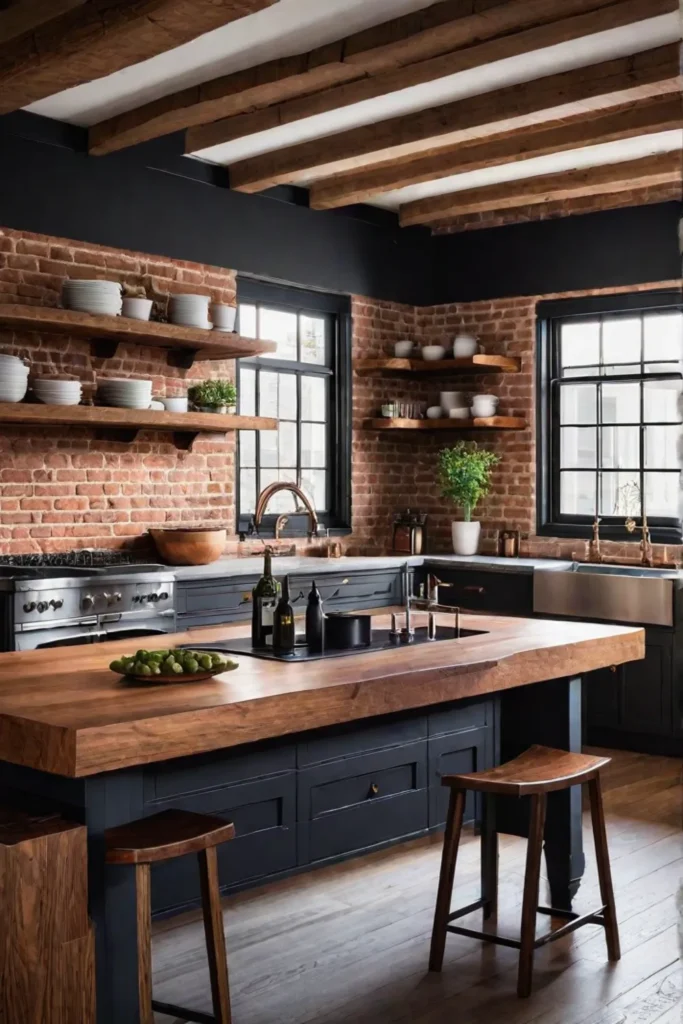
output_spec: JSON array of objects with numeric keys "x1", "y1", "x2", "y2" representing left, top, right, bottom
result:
[
  {"x1": 167, "y1": 348, "x2": 199, "y2": 370},
  {"x1": 90, "y1": 340, "x2": 120, "y2": 360},
  {"x1": 94, "y1": 428, "x2": 139, "y2": 444},
  {"x1": 172, "y1": 431, "x2": 200, "y2": 451}
]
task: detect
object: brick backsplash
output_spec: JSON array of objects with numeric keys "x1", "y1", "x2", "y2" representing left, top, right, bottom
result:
[{"x1": 0, "y1": 225, "x2": 679, "y2": 562}]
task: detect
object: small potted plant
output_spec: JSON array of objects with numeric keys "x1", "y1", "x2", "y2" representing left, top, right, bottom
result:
[
  {"x1": 438, "y1": 442, "x2": 500, "y2": 555},
  {"x1": 188, "y1": 379, "x2": 237, "y2": 414}
]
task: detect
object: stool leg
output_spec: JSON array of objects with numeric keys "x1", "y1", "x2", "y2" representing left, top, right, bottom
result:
[
  {"x1": 518, "y1": 793, "x2": 547, "y2": 998},
  {"x1": 135, "y1": 863, "x2": 155, "y2": 1024},
  {"x1": 588, "y1": 775, "x2": 621, "y2": 962},
  {"x1": 198, "y1": 847, "x2": 232, "y2": 1024},
  {"x1": 429, "y1": 788, "x2": 466, "y2": 972},
  {"x1": 480, "y1": 793, "x2": 498, "y2": 921}
]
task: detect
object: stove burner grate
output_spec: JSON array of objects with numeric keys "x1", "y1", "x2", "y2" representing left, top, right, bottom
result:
[{"x1": 0, "y1": 550, "x2": 147, "y2": 569}]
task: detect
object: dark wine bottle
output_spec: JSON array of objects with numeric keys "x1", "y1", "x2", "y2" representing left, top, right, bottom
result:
[
  {"x1": 305, "y1": 580, "x2": 325, "y2": 654},
  {"x1": 251, "y1": 547, "x2": 280, "y2": 648},
  {"x1": 273, "y1": 574, "x2": 296, "y2": 653}
]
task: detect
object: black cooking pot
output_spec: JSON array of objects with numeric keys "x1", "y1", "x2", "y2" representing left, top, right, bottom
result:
[{"x1": 324, "y1": 612, "x2": 372, "y2": 649}]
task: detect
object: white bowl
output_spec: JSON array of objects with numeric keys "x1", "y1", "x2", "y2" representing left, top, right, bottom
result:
[
  {"x1": 149, "y1": 400, "x2": 165, "y2": 411},
  {"x1": 161, "y1": 396, "x2": 188, "y2": 413},
  {"x1": 122, "y1": 297, "x2": 153, "y2": 321},
  {"x1": 35, "y1": 393, "x2": 82, "y2": 406},
  {"x1": 426, "y1": 406, "x2": 443, "y2": 419},
  {"x1": 0, "y1": 354, "x2": 28, "y2": 370},
  {"x1": 0, "y1": 383, "x2": 28, "y2": 402},
  {"x1": 421, "y1": 345, "x2": 446, "y2": 361},
  {"x1": 440, "y1": 391, "x2": 467, "y2": 411},
  {"x1": 210, "y1": 303, "x2": 237, "y2": 331},
  {"x1": 449, "y1": 407, "x2": 471, "y2": 420},
  {"x1": 394, "y1": 340, "x2": 414, "y2": 358},
  {"x1": 471, "y1": 397, "x2": 499, "y2": 418},
  {"x1": 453, "y1": 334, "x2": 479, "y2": 357}
]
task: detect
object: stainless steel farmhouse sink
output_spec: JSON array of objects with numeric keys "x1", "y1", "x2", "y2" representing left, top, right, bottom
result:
[{"x1": 533, "y1": 562, "x2": 682, "y2": 627}]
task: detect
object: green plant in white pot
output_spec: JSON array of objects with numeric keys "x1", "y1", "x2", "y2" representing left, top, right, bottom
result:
[
  {"x1": 438, "y1": 442, "x2": 500, "y2": 555},
  {"x1": 188, "y1": 379, "x2": 237, "y2": 414}
]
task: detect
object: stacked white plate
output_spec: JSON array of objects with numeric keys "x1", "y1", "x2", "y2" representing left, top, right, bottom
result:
[
  {"x1": 98, "y1": 377, "x2": 153, "y2": 410},
  {"x1": 0, "y1": 353, "x2": 29, "y2": 402},
  {"x1": 33, "y1": 377, "x2": 83, "y2": 406},
  {"x1": 62, "y1": 279, "x2": 122, "y2": 316},
  {"x1": 169, "y1": 294, "x2": 211, "y2": 330}
]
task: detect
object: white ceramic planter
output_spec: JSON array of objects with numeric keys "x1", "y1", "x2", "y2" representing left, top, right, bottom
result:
[{"x1": 452, "y1": 520, "x2": 481, "y2": 555}]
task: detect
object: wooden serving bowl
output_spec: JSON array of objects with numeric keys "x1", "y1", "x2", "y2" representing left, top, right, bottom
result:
[{"x1": 150, "y1": 527, "x2": 227, "y2": 565}]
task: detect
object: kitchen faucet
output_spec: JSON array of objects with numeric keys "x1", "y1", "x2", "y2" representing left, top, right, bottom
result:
[
  {"x1": 391, "y1": 564, "x2": 461, "y2": 642},
  {"x1": 252, "y1": 482, "x2": 321, "y2": 539}
]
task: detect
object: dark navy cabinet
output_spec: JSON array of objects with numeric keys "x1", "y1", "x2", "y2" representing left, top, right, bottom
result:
[{"x1": 416, "y1": 564, "x2": 534, "y2": 616}]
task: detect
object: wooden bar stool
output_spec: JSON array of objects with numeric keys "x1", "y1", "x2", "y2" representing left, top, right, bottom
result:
[
  {"x1": 429, "y1": 745, "x2": 620, "y2": 997},
  {"x1": 106, "y1": 809, "x2": 236, "y2": 1024}
]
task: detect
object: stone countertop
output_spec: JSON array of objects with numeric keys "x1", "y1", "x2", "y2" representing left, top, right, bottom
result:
[{"x1": 170, "y1": 554, "x2": 573, "y2": 581}]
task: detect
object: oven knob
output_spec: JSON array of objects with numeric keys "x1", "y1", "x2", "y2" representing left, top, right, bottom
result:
[
  {"x1": 159, "y1": 591, "x2": 169, "y2": 601},
  {"x1": 23, "y1": 602, "x2": 36, "y2": 613},
  {"x1": 149, "y1": 593, "x2": 160, "y2": 603},
  {"x1": 82, "y1": 595, "x2": 95, "y2": 610},
  {"x1": 49, "y1": 599, "x2": 64, "y2": 610},
  {"x1": 37, "y1": 601, "x2": 48, "y2": 613},
  {"x1": 112, "y1": 592, "x2": 122, "y2": 603}
]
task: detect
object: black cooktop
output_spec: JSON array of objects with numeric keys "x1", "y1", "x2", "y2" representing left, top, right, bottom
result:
[
  {"x1": 0, "y1": 551, "x2": 146, "y2": 568},
  {"x1": 183, "y1": 625, "x2": 488, "y2": 663}
]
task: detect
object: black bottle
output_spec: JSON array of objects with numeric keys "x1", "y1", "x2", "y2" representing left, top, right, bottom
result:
[
  {"x1": 251, "y1": 547, "x2": 280, "y2": 648},
  {"x1": 273, "y1": 574, "x2": 296, "y2": 653},
  {"x1": 305, "y1": 580, "x2": 325, "y2": 654}
]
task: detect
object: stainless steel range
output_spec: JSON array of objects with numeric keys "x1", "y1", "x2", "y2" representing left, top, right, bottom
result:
[{"x1": 0, "y1": 553, "x2": 176, "y2": 651}]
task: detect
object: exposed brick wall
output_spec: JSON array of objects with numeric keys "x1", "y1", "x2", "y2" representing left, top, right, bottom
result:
[{"x1": 432, "y1": 182, "x2": 681, "y2": 234}]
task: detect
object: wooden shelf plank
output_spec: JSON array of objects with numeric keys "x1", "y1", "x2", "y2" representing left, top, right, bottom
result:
[
  {"x1": 0, "y1": 304, "x2": 276, "y2": 363},
  {"x1": 355, "y1": 355, "x2": 520, "y2": 375},
  {"x1": 0, "y1": 403, "x2": 276, "y2": 434},
  {"x1": 365, "y1": 416, "x2": 527, "y2": 431}
]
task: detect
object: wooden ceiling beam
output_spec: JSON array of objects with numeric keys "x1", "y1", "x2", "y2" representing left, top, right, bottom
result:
[
  {"x1": 0, "y1": 1, "x2": 86, "y2": 44},
  {"x1": 89, "y1": 0, "x2": 658, "y2": 155},
  {"x1": 309, "y1": 96, "x2": 683, "y2": 210},
  {"x1": 186, "y1": 0, "x2": 673, "y2": 156},
  {"x1": 227, "y1": 44, "x2": 681, "y2": 193},
  {"x1": 0, "y1": 0, "x2": 277, "y2": 115},
  {"x1": 399, "y1": 151, "x2": 682, "y2": 226}
]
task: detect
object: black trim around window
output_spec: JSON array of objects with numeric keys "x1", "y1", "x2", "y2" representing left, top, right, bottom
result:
[
  {"x1": 536, "y1": 290, "x2": 683, "y2": 544},
  {"x1": 236, "y1": 278, "x2": 352, "y2": 538}
]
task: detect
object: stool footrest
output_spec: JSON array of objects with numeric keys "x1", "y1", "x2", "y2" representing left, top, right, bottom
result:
[
  {"x1": 152, "y1": 998, "x2": 218, "y2": 1023},
  {"x1": 534, "y1": 907, "x2": 607, "y2": 947},
  {"x1": 446, "y1": 924, "x2": 521, "y2": 950},
  {"x1": 447, "y1": 898, "x2": 487, "y2": 923},
  {"x1": 445, "y1": 905, "x2": 608, "y2": 952}
]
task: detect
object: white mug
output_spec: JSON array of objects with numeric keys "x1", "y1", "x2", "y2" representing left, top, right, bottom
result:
[{"x1": 210, "y1": 303, "x2": 237, "y2": 331}]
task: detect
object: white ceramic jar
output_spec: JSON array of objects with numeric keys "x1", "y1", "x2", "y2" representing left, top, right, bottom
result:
[
  {"x1": 471, "y1": 394, "x2": 499, "y2": 418},
  {"x1": 453, "y1": 334, "x2": 479, "y2": 357}
]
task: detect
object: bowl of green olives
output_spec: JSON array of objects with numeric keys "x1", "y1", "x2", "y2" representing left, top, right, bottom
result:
[{"x1": 109, "y1": 648, "x2": 237, "y2": 683}]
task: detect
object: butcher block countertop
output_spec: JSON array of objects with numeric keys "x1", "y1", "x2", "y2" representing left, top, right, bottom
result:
[{"x1": 0, "y1": 611, "x2": 643, "y2": 778}]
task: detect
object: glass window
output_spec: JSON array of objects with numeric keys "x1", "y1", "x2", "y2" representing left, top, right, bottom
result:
[{"x1": 547, "y1": 302, "x2": 682, "y2": 538}]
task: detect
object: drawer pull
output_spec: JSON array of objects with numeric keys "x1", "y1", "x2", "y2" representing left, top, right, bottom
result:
[
  {"x1": 342, "y1": 578, "x2": 350, "y2": 585},
  {"x1": 463, "y1": 586, "x2": 485, "y2": 594},
  {"x1": 610, "y1": 665, "x2": 617, "y2": 674},
  {"x1": 369, "y1": 783, "x2": 380, "y2": 797},
  {"x1": 240, "y1": 593, "x2": 252, "y2": 604}
]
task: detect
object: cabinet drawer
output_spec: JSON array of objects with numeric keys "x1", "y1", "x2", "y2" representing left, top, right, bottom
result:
[
  {"x1": 298, "y1": 740, "x2": 428, "y2": 864},
  {"x1": 144, "y1": 741, "x2": 295, "y2": 802},
  {"x1": 176, "y1": 578, "x2": 256, "y2": 626},
  {"x1": 423, "y1": 569, "x2": 532, "y2": 615},
  {"x1": 150, "y1": 772, "x2": 296, "y2": 912},
  {"x1": 429, "y1": 726, "x2": 493, "y2": 828},
  {"x1": 291, "y1": 571, "x2": 401, "y2": 612},
  {"x1": 428, "y1": 699, "x2": 492, "y2": 738},
  {"x1": 298, "y1": 714, "x2": 426, "y2": 767}
]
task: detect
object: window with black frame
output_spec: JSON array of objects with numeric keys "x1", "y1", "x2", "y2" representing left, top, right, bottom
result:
[
  {"x1": 236, "y1": 280, "x2": 351, "y2": 536},
  {"x1": 538, "y1": 293, "x2": 683, "y2": 542}
]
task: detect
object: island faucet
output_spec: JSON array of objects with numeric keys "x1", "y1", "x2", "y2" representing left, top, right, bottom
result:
[
  {"x1": 396, "y1": 563, "x2": 461, "y2": 642},
  {"x1": 253, "y1": 482, "x2": 320, "y2": 539}
]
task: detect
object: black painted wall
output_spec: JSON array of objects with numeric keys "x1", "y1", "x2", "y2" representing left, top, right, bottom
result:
[{"x1": 0, "y1": 112, "x2": 679, "y2": 305}]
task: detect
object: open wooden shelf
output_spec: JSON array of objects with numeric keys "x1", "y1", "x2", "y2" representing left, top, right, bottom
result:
[
  {"x1": 0, "y1": 403, "x2": 276, "y2": 450},
  {"x1": 355, "y1": 354, "x2": 520, "y2": 376},
  {"x1": 365, "y1": 416, "x2": 527, "y2": 431},
  {"x1": 0, "y1": 304, "x2": 276, "y2": 368}
]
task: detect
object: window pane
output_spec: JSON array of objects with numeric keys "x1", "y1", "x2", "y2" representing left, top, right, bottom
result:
[
  {"x1": 259, "y1": 469, "x2": 298, "y2": 511},
  {"x1": 644, "y1": 312, "x2": 682, "y2": 362},
  {"x1": 278, "y1": 422, "x2": 297, "y2": 468},
  {"x1": 259, "y1": 308, "x2": 297, "y2": 360},
  {"x1": 301, "y1": 375, "x2": 327, "y2": 421},
  {"x1": 601, "y1": 426, "x2": 640, "y2": 469},
  {"x1": 239, "y1": 304, "x2": 257, "y2": 338},
  {"x1": 560, "y1": 472, "x2": 596, "y2": 515},
  {"x1": 259, "y1": 371, "x2": 278, "y2": 418},
  {"x1": 603, "y1": 317, "x2": 641, "y2": 366},
  {"x1": 240, "y1": 431, "x2": 256, "y2": 467},
  {"x1": 560, "y1": 384, "x2": 596, "y2": 424},
  {"x1": 561, "y1": 321, "x2": 599, "y2": 369},
  {"x1": 301, "y1": 422, "x2": 326, "y2": 467},
  {"x1": 645, "y1": 426, "x2": 679, "y2": 469},
  {"x1": 602, "y1": 383, "x2": 639, "y2": 424},
  {"x1": 643, "y1": 380, "x2": 680, "y2": 423},
  {"x1": 279, "y1": 372, "x2": 297, "y2": 420},
  {"x1": 301, "y1": 469, "x2": 327, "y2": 511},
  {"x1": 300, "y1": 315, "x2": 326, "y2": 365},
  {"x1": 644, "y1": 472, "x2": 680, "y2": 517},
  {"x1": 600, "y1": 473, "x2": 641, "y2": 517},
  {"x1": 260, "y1": 429, "x2": 278, "y2": 468},
  {"x1": 240, "y1": 469, "x2": 256, "y2": 514},
  {"x1": 560, "y1": 427, "x2": 596, "y2": 468},
  {"x1": 239, "y1": 368, "x2": 256, "y2": 416}
]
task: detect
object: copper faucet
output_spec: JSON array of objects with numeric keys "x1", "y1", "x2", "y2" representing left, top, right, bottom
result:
[
  {"x1": 587, "y1": 517, "x2": 603, "y2": 563},
  {"x1": 253, "y1": 482, "x2": 319, "y2": 539},
  {"x1": 640, "y1": 514, "x2": 654, "y2": 568}
]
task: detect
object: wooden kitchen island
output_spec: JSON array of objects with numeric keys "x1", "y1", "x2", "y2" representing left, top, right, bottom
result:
[{"x1": 0, "y1": 611, "x2": 644, "y2": 1024}]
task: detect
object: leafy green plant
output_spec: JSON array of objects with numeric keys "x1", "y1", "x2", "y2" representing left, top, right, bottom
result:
[
  {"x1": 188, "y1": 379, "x2": 237, "y2": 409},
  {"x1": 438, "y1": 442, "x2": 500, "y2": 521}
]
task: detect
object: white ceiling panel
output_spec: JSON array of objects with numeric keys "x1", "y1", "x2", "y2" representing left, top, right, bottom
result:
[
  {"x1": 371, "y1": 130, "x2": 683, "y2": 210},
  {"x1": 26, "y1": 0, "x2": 437, "y2": 125},
  {"x1": 190, "y1": 15, "x2": 680, "y2": 166}
]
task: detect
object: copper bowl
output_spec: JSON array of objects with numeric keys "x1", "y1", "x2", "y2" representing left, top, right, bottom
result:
[{"x1": 150, "y1": 528, "x2": 227, "y2": 566}]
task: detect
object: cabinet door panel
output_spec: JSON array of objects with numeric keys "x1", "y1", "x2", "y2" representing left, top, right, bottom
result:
[
  {"x1": 585, "y1": 666, "x2": 621, "y2": 728},
  {"x1": 621, "y1": 640, "x2": 673, "y2": 737},
  {"x1": 429, "y1": 725, "x2": 493, "y2": 828}
]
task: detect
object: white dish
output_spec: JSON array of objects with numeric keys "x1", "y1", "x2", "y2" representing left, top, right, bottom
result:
[
  {"x1": 149, "y1": 400, "x2": 165, "y2": 411},
  {"x1": 453, "y1": 334, "x2": 479, "y2": 357},
  {"x1": 394, "y1": 340, "x2": 414, "y2": 358},
  {"x1": 421, "y1": 345, "x2": 446, "y2": 361},
  {"x1": 449, "y1": 407, "x2": 471, "y2": 420},
  {"x1": 0, "y1": 385, "x2": 28, "y2": 402},
  {"x1": 210, "y1": 303, "x2": 237, "y2": 331},
  {"x1": 161, "y1": 397, "x2": 188, "y2": 413},
  {"x1": 122, "y1": 297, "x2": 153, "y2": 321},
  {"x1": 471, "y1": 397, "x2": 499, "y2": 418},
  {"x1": 426, "y1": 406, "x2": 443, "y2": 419},
  {"x1": 35, "y1": 394, "x2": 82, "y2": 406}
]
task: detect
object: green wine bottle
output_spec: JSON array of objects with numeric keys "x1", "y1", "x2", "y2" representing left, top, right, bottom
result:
[
  {"x1": 273, "y1": 574, "x2": 296, "y2": 653},
  {"x1": 251, "y1": 547, "x2": 280, "y2": 648}
]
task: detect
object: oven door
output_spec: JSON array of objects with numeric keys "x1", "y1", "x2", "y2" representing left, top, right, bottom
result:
[
  {"x1": 14, "y1": 617, "x2": 103, "y2": 651},
  {"x1": 100, "y1": 610, "x2": 176, "y2": 644}
]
